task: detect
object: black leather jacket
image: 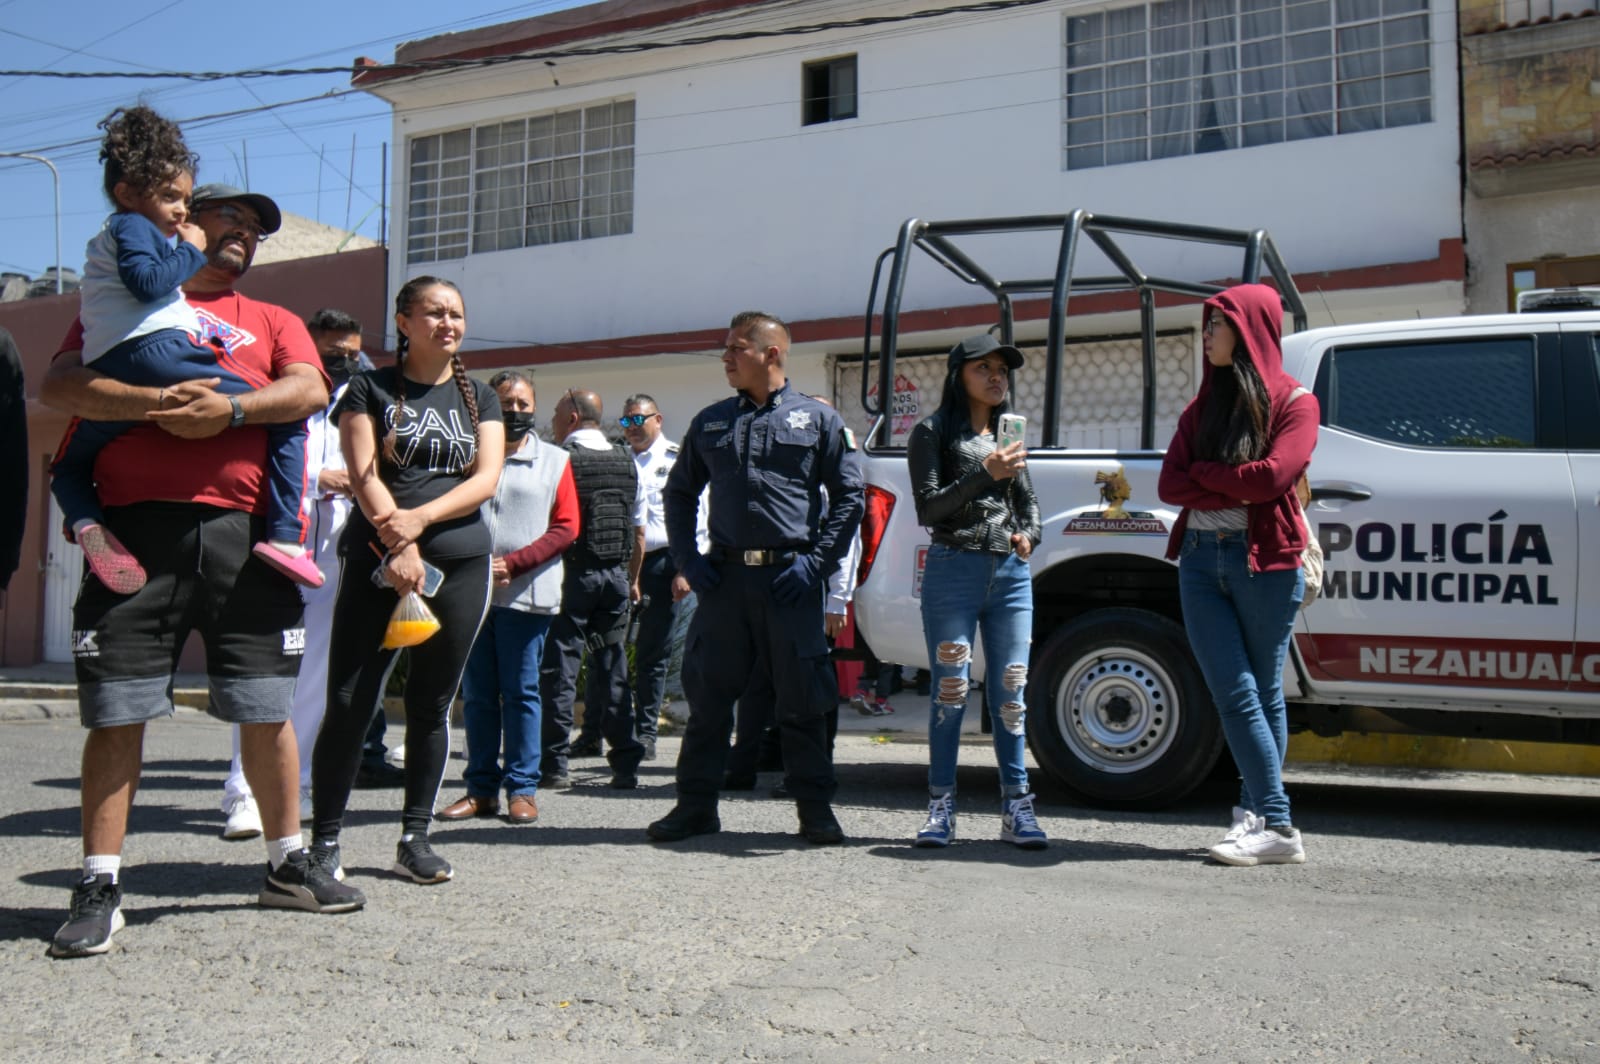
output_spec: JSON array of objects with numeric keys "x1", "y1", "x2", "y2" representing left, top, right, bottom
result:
[{"x1": 906, "y1": 412, "x2": 1041, "y2": 554}]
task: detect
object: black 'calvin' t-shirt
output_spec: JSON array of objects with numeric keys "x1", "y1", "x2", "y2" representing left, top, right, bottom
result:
[{"x1": 334, "y1": 366, "x2": 501, "y2": 560}]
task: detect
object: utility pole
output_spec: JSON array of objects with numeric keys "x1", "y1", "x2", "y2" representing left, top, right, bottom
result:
[{"x1": 0, "y1": 151, "x2": 62, "y2": 293}]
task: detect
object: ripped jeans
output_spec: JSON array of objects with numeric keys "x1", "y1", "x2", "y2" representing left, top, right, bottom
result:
[{"x1": 919, "y1": 543, "x2": 1033, "y2": 799}]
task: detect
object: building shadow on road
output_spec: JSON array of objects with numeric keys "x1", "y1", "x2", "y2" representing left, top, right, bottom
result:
[
  {"x1": 2, "y1": 900, "x2": 253, "y2": 951},
  {"x1": 862, "y1": 838, "x2": 1202, "y2": 867},
  {"x1": 825, "y1": 756, "x2": 1600, "y2": 855},
  {"x1": 0, "y1": 801, "x2": 401, "y2": 841}
]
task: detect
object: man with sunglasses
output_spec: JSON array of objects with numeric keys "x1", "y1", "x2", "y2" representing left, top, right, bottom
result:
[
  {"x1": 570, "y1": 395, "x2": 679, "y2": 763},
  {"x1": 41, "y1": 185, "x2": 363, "y2": 958}
]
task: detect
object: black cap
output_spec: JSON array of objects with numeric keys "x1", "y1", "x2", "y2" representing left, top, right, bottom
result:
[
  {"x1": 948, "y1": 333, "x2": 1024, "y2": 372},
  {"x1": 189, "y1": 184, "x2": 282, "y2": 234}
]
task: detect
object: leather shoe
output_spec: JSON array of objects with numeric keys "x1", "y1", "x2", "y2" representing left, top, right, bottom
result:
[
  {"x1": 797, "y1": 801, "x2": 844, "y2": 845},
  {"x1": 609, "y1": 774, "x2": 638, "y2": 790},
  {"x1": 544, "y1": 773, "x2": 572, "y2": 791},
  {"x1": 722, "y1": 771, "x2": 757, "y2": 791},
  {"x1": 569, "y1": 736, "x2": 603, "y2": 759},
  {"x1": 507, "y1": 795, "x2": 539, "y2": 824},
  {"x1": 437, "y1": 794, "x2": 498, "y2": 820},
  {"x1": 647, "y1": 804, "x2": 720, "y2": 842}
]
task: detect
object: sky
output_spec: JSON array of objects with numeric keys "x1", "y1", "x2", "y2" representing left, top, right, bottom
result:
[{"x1": 0, "y1": 0, "x2": 591, "y2": 283}]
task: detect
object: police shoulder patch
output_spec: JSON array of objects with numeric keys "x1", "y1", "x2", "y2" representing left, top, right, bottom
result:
[{"x1": 842, "y1": 426, "x2": 857, "y2": 451}]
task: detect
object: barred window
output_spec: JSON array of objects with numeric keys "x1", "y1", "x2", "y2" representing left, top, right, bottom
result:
[
  {"x1": 407, "y1": 99, "x2": 635, "y2": 264},
  {"x1": 1064, "y1": 0, "x2": 1431, "y2": 170}
]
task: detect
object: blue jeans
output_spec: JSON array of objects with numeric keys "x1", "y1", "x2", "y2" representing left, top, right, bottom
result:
[
  {"x1": 920, "y1": 544, "x2": 1033, "y2": 799},
  {"x1": 461, "y1": 605, "x2": 553, "y2": 798},
  {"x1": 1177, "y1": 530, "x2": 1304, "y2": 827}
]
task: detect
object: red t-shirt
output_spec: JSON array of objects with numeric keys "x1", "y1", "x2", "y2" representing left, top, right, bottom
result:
[{"x1": 54, "y1": 289, "x2": 325, "y2": 514}]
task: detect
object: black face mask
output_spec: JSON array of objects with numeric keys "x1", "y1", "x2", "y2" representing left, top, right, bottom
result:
[
  {"x1": 323, "y1": 356, "x2": 359, "y2": 384},
  {"x1": 503, "y1": 411, "x2": 537, "y2": 442}
]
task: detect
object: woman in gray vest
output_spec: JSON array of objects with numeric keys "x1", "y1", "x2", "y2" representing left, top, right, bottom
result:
[{"x1": 439, "y1": 371, "x2": 578, "y2": 825}]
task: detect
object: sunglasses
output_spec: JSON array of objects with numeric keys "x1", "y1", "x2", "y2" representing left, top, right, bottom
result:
[
  {"x1": 197, "y1": 202, "x2": 271, "y2": 242},
  {"x1": 619, "y1": 413, "x2": 658, "y2": 428}
]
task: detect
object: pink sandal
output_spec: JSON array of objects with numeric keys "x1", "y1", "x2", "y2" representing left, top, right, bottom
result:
[
  {"x1": 252, "y1": 542, "x2": 325, "y2": 589},
  {"x1": 77, "y1": 524, "x2": 147, "y2": 595}
]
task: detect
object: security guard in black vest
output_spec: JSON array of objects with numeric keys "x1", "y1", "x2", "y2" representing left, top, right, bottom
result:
[
  {"x1": 648, "y1": 311, "x2": 863, "y2": 844},
  {"x1": 539, "y1": 388, "x2": 647, "y2": 790}
]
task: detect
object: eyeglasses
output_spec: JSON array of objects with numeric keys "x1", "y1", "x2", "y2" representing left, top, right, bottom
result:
[
  {"x1": 197, "y1": 203, "x2": 270, "y2": 242},
  {"x1": 618, "y1": 413, "x2": 658, "y2": 428},
  {"x1": 1204, "y1": 318, "x2": 1221, "y2": 336}
]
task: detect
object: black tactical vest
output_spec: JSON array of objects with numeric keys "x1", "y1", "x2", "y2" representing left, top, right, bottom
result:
[{"x1": 564, "y1": 441, "x2": 637, "y2": 568}]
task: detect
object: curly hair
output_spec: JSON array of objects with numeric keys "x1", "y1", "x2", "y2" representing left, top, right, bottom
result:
[{"x1": 98, "y1": 105, "x2": 198, "y2": 204}]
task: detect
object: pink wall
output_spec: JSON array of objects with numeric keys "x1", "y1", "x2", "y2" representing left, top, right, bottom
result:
[{"x1": 0, "y1": 246, "x2": 386, "y2": 667}]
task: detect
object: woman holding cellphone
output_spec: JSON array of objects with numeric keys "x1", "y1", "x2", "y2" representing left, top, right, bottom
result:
[
  {"x1": 904, "y1": 333, "x2": 1044, "y2": 849},
  {"x1": 309, "y1": 276, "x2": 504, "y2": 888}
]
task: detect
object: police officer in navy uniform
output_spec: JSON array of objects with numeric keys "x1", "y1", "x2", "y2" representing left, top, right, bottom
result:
[{"x1": 648, "y1": 311, "x2": 864, "y2": 845}]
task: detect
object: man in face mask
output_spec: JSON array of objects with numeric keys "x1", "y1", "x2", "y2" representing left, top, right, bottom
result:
[{"x1": 218, "y1": 307, "x2": 394, "y2": 839}]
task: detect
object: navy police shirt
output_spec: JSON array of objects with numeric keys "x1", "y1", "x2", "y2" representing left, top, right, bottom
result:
[{"x1": 664, "y1": 382, "x2": 863, "y2": 577}]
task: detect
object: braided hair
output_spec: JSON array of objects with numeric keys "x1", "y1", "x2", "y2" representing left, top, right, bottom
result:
[
  {"x1": 98, "y1": 105, "x2": 198, "y2": 203},
  {"x1": 385, "y1": 276, "x2": 479, "y2": 473}
]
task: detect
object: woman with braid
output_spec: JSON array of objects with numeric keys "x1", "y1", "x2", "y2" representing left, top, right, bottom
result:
[{"x1": 309, "y1": 277, "x2": 504, "y2": 887}]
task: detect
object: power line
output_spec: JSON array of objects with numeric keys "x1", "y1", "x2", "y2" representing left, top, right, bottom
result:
[{"x1": 0, "y1": 0, "x2": 1060, "y2": 80}]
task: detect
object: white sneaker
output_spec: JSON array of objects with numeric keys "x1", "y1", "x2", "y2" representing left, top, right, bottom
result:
[
  {"x1": 222, "y1": 795, "x2": 263, "y2": 840},
  {"x1": 388, "y1": 744, "x2": 406, "y2": 768},
  {"x1": 299, "y1": 788, "x2": 313, "y2": 824},
  {"x1": 1221, "y1": 806, "x2": 1258, "y2": 846},
  {"x1": 1209, "y1": 824, "x2": 1305, "y2": 866}
]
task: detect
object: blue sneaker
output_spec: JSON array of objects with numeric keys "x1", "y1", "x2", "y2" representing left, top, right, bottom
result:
[
  {"x1": 1001, "y1": 793, "x2": 1048, "y2": 849},
  {"x1": 914, "y1": 793, "x2": 956, "y2": 847}
]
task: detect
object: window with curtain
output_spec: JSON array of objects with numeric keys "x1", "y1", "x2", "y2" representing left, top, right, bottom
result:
[
  {"x1": 407, "y1": 98, "x2": 635, "y2": 264},
  {"x1": 1064, "y1": 0, "x2": 1430, "y2": 170}
]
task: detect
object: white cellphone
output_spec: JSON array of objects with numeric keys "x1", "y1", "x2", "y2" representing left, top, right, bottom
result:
[{"x1": 998, "y1": 413, "x2": 1026, "y2": 450}]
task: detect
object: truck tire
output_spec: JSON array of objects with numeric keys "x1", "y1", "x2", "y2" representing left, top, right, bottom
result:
[{"x1": 1028, "y1": 607, "x2": 1221, "y2": 809}]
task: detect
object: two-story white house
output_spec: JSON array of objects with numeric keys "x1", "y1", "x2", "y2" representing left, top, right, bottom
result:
[{"x1": 355, "y1": 0, "x2": 1465, "y2": 442}]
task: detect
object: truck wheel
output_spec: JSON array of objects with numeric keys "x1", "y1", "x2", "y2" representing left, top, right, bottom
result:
[{"x1": 1028, "y1": 607, "x2": 1221, "y2": 809}]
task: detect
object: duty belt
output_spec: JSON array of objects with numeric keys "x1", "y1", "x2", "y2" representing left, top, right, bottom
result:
[{"x1": 714, "y1": 546, "x2": 798, "y2": 567}]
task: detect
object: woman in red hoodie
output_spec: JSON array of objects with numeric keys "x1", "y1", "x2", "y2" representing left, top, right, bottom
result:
[{"x1": 1159, "y1": 283, "x2": 1318, "y2": 866}]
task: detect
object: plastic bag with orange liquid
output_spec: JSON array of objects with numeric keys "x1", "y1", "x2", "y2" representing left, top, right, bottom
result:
[{"x1": 382, "y1": 591, "x2": 441, "y2": 649}]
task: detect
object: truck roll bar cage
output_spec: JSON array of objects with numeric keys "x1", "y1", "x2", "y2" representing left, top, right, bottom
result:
[{"x1": 859, "y1": 209, "x2": 1309, "y2": 449}]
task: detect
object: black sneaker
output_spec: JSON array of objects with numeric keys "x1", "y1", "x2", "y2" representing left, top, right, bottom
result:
[
  {"x1": 354, "y1": 761, "x2": 406, "y2": 789},
  {"x1": 646, "y1": 804, "x2": 720, "y2": 842},
  {"x1": 50, "y1": 874, "x2": 124, "y2": 958},
  {"x1": 722, "y1": 771, "x2": 758, "y2": 791},
  {"x1": 544, "y1": 773, "x2": 573, "y2": 791},
  {"x1": 609, "y1": 774, "x2": 638, "y2": 790},
  {"x1": 797, "y1": 801, "x2": 845, "y2": 846},
  {"x1": 308, "y1": 840, "x2": 347, "y2": 882},
  {"x1": 569, "y1": 736, "x2": 603, "y2": 759},
  {"x1": 641, "y1": 739, "x2": 657, "y2": 762},
  {"x1": 393, "y1": 836, "x2": 453, "y2": 884},
  {"x1": 259, "y1": 851, "x2": 366, "y2": 912}
]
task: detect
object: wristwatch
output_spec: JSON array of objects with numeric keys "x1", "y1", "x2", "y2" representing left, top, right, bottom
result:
[{"x1": 228, "y1": 397, "x2": 246, "y2": 428}]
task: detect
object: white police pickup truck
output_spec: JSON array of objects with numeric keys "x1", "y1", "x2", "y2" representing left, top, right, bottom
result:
[{"x1": 848, "y1": 212, "x2": 1600, "y2": 807}]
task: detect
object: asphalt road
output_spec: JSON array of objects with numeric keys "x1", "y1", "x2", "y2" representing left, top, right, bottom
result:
[{"x1": 1, "y1": 712, "x2": 1596, "y2": 1063}]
